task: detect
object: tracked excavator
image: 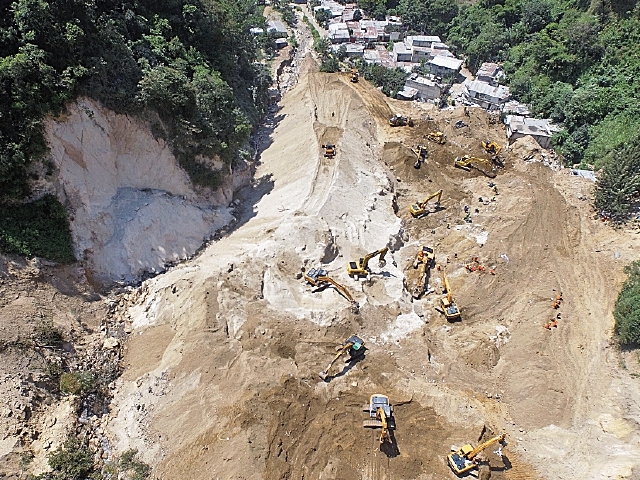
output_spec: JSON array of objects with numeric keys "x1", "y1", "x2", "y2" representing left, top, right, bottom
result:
[
  {"x1": 448, "y1": 433, "x2": 506, "y2": 475},
  {"x1": 440, "y1": 268, "x2": 461, "y2": 321},
  {"x1": 411, "y1": 144, "x2": 428, "y2": 169},
  {"x1": 363, "y1": 394, "x2": 394, "y2": 444},
  {"x1": 303, "y1": 268, "x2": 359, "y2": 311},
  {"x1": 454, "y1": 155, "x2": 496, "y2": 178},
  {"x1": 322, "y1": 142, "x2": 336, "y2": 158},
  {"x1": 426, "y1": 131, "x2": 446, "y2": 144},
  {"x1": 318, "y1": 334, "x2": 366, "y2": 380},
  {"x1": 389, "y1": 114, "x2": 413, "y2": 127},
  {"x1": 347, "y1": 247, "x2": 388, "y2": 277},
  {"x1": 409, "y1": 189, "x2": 443, "y2": 217},
  {"x1": 481, "y1": 140, "x2": 502, "y2": 156},
  {"x1": 350, "y1": 69, "x2": 359, "y2": 83},
  {"x1": 412, "y1": 246, "x2": 435, "y2": 299}
]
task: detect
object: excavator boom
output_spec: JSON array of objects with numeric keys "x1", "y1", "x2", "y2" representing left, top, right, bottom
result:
[
  {"x1": 409, "y1": 189, "x2": 443, "y2": 217},
  {"x1": 347, "y1": 247, "x2": 389, "y2": 277},
  {"x1": 447, "y1": 433, "x2": 506, "y2": 475},
  {"x1": 454, "y1": 155, "x2": 496, "y2": 178},
  {"x1": 319, "y1": 334, "x2": 365, "y2": 380},
  {"x1": 440, "y1": 269, "x2": 461, "y2": 321}
]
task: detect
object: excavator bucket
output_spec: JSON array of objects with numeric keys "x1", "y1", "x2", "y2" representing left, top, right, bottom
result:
[{"x1": 318, "y1": 370, "x2": 329, "y2": 381}]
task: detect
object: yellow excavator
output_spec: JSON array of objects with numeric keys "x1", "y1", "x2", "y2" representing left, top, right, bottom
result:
[
  {"x1": 319, "y1": 334, "x2": 366, "y2": 381},
  {"x1": 440, "y1": 268, "x2": 461, "y2": 321},
  {"x1": 389, "y1": 114, "x2": 413, "y2": 127},
  {"x1": 426, "y1": 131, "x2": 446, "y2": 144},
  {"x1": 411, "y1": 144, "x2": 428, "y2": 169},
  {"x1": 304, "y1": 268, "x2": 358, "y2": 311},
  {"x1": 350, "y1": 69, "x2": 359, "y2": 83},
  {"x1": 363, "y1": 394, "x2": 394, "y2": 444},
  {"x1": 409, "y1": 189, "x2": 443, "y2": 217},
  {"x1": 347, "y1": 247, "x2": 388, "y2": 277},
  {"x1": 481, "y1": 140, "x2": 502, "y2": 156},
  {"x1": 454, "y1": 155, "x2": 496, "y2": 178},
  {"x1": 412, "y1": 246, "x2": 435, "y2": 299},
  {"x1": 448, "y1": 433, "x2": 506, "y2": 475},
  {"x1": 322, "y1": 142, "x2": 336, "y2": 158}
]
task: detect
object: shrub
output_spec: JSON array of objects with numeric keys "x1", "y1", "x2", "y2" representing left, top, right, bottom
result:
[
  {"x1": 59, "y1": 372, "x2": 95, "y2": 395},
  {"x1": 614, "y1": 260, "x2": 640, "y2": 346},
  {"x1": 34, "y1": 437, "x2": 98, "y2": 480}
]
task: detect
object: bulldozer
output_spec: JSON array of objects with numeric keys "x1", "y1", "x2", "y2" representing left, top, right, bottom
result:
[
  {"x1": 363, "y1": 394, "x2": 394, "y2": 444},
  {"x1": 411, "y1": 144, "x2": 428, "y2": 169},
  {"x1": 447, "y1": 433, "x2": 506, "y2": 475},
  {"x1": 389, "y1": 114, "x2": 413, "y2": 127},
  {"x1": 350, "y1": 69, "x2": 359, "y2": 83},
  {"x1": 412, "y1": 246, "x2": 435, "y2": 299},
  {"x1": 409, "y1": 189, "x2": 442, "y2": 217},
  {"x1": 303, "y1": 268, "x2": 359, "y2": 312},
  {"x1": 454, "y1": 155, "x2": 496, "y2": 178},
  {"x1": 440, "y1": 268, "x2": 461, "y2": 321},
  {"x1": 318, "y1": 334, "x2": 366, "y2": 381},
  {"x1": 426, "y1": 131, "x2": 446, "y2": 144},
  {"x1": 347, "y1": 247, "x2": 388, "y2": 277},
  {"x1": 322, "y1": 142, "x2": 336, "y2": 158},
  {"x1": 481, "y1": 140, "x2": 502, "y2": 156}
]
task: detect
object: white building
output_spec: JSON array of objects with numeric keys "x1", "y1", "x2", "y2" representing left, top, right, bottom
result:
[
  {"x1": 464, "y1": 80, "x2": 510, "y2": 109},
  {"x1": 476, "y1": 62, "x2": 504, "y2": 86},
  {"x1": 505, "y1": 115, "x2": 560, "y2": 149},
  {"x1": 405, "y1": 73, "x2": 442, "y2": 100},
  {"x1": 428, "y1": 55, "x2": 463, "y2": 77}
]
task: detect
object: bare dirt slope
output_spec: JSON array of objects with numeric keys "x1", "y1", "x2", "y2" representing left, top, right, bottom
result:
[{"x1": 103, "y1": 56, "x2": 640, "y2": 480}]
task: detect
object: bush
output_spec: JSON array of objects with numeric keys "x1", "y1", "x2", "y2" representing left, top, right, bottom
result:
[
  {"x1": 119, "y1": 449, "x2": 151, "y2": 480},
  {"x1": 614, "y1": 260, "x2": 640, "y2": 346},
  {"x1": 34, "y1": 437, "x2": 98, "y2": 480},
  {"x1": 0, "y1": 195, "x2": 75, "y2": 263}
]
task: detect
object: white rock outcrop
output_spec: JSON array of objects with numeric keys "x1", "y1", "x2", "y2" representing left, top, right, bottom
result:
[{"x1": 45, "y1": 98, "x2": 237, "y2": 284}]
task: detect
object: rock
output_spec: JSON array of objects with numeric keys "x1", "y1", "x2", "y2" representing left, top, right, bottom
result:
[{"x1": 102, "y1": 337, "x2": 119, "y2": 350}]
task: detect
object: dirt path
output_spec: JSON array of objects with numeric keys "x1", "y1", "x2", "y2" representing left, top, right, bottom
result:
[{"x1": 103, "y1": 44, "x2": 640, "y2": 480}]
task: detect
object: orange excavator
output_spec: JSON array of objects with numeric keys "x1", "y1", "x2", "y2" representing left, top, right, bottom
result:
[
  {"x1": 412, "y1": 246, "x2": 435, "y2": 299},
  {"x1": 318, "y1": 334, "x2": 365, "y2": 380},
  {"x1": 304, "y1": 268, "x2": 358, "y2": 312},
  {"x1": 440, "y1": 268, "x2": 461, "y2": 321},
  {"x1": 448, "y1": 433, "x2": 506, "y2": 475},
  {"x1": 363, "y1": 394, "x2": 394, "y2": 445}
]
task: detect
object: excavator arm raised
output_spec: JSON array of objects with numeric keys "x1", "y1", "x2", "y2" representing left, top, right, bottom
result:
[
  {"x1": 409, "y1": 189, "x2": 443, "y2": 217},
  {"x1": 347, "y1": 247, "x2": 388, "y2": 277}
]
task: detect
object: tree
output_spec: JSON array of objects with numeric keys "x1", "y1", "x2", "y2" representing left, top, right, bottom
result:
[
  {"x1": 614, "y1": 260, "x2": 640, "y2": 346},
  {"x1": 315, "y1": 8, "x2": 331, "y2": 28},
  {"x1": 521, "y1": 0, "x2": 552, "y2": 34},
  {"x1": 353, "y1": 9, "x2": 363, "y2": 21}
]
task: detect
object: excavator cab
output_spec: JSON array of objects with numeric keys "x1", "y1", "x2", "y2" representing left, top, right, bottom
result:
[
  {"x1": 409, "y1": 189, "x2": 443, "y2": 217},
  {"x1": 319, "y1": 334, "x2": 365, "y2": 380},
  {"x1": 347, "y1": 247, "x2": 388, "y2": 277},
  {"x1": 350, "y1": 69, "x2": 359, "y2": 83},
  {"x1": 481, "y1": 140, "x2": 502, "y2": 156},
  {"x1": 426, "y1": 131, "x2": 446, "y2": 144},
  {"x1": 363, "y1": 394, "x2": 394, "y2": 444},
  {"x1": 322, "y1": 142, "x2": 336, "y2": 158}
]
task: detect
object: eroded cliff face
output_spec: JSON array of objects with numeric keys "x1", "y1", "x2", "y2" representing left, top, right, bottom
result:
[{"x1": 45, "y1": 98, "x2": 242, "y2": 285}]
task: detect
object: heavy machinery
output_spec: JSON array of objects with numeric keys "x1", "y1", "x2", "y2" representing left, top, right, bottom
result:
[
  {"x1": 440, "y1": 268, "x2": 461, "y2": 321},
  {"x1": 454, "y1": 155, "x2": 496, "y2": 178},
  {"x1": 409, "y1": 189, "x2": 442, "y2": 217},
  {"x1": 363, "y1": 394, "x2": 394, "y2": 444},
  {"x1": 481, "y1": 140, "x2": 502, "y2": 156},
  {"x1": 389, "y1": 114, "x2": 413, "y2": 127},
  {"x1": 322, "y1": 142, "x2": 336, "y2": 158},
  {"x1": 447, "y1": 433, "x2": 506, "y2": 475},
  {"x1": 350, "y1": 69, "x2": 359, "y2": 83},
  {"x1": 426, "y1": 131, "x2": 446, "y2": 144},
  {"x1": 319, "y1": 334, "x2": 366, "y2": 380},
  {"x1": 347, "y1": 247, "x2": 388, "y2": 277},
  {"x1": 303, "y1": 268, "x2": 358, "y2": 311},
  {"x1": 411, "y1": 144, "x2": 428, "y2": 169},
  {"x1": 412, "y1": 246, "x2": 435, "y2": 299}
]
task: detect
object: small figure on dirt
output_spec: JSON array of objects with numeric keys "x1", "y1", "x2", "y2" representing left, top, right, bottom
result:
[{"x1": 464, "y1": 205, "x2": 469, "y2": 213}]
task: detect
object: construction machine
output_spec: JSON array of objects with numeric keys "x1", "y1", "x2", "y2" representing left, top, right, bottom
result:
[
  {"x1": 389, "y1": 114, "x2": 413, "y2": 127},
  {"x1": 411, "y1": 144, "x2": 428, "y2": 169},
  {"x1": 318, "y1": 334, "x2": 366, "y2": 380},
  {"x1": 350, "y1": 69, "x2": 359, "y2": 83},
  {"x1": 447, "y1": 433, "x2": 506, "y2": 475},
  {"x1": 426, "y1": 131, "x2": 446, "y2": 144},
  {"x1": 481, "y1": 140, "x2": 502, "y2": 156},
  {"x1": 303, "y1": 268, "x2": 359, "y2": 311},
  {"x1": 322, "y1": 142, "x2": 336, "y2": 158},
  {"x1": 412, "y1": 246, "x2": 435, "y2": 299},
  {"x1": 454, "y1": 155, "x2": 496, "y2": 178},
  {"x1": 409, "y1": 189, "x2": 442, "y2": 217},
  {"x1": 347, "y1": 247, "x2": 388, "y2": 277},
  {"x1": 440, "y1": 268, "x2": 461, "y2": 321},
  {"x1": 363, "y1": 394, "x2": 394, "y2": 444}
]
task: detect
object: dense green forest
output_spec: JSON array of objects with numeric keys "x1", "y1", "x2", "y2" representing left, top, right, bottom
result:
[
  {"x1": 0, "y1": 0, "x2": 271, "y2": 259},
  {"x1": 357, "y1": 0, "x2": 640, "y2": 220}
]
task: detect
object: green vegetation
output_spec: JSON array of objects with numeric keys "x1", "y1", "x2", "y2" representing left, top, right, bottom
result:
[
  {"x1": 32, "y1": 437, "x2": 97, "y2": 480},
  {"x1": 59, "y1": 371, "x2": 96, "y2": 395},
  {"x1": 0, "y1": 0, "x2": 271, "y2": 202},
  {"x1": 118, "y1": 449, "x2": 151, "y2": 480},
  {"x1": 0, "y1": 195, "x2": 74, "y2": 263},
  {"x1": 614, "y1": 260, "x2": 640, "y2": 346}
]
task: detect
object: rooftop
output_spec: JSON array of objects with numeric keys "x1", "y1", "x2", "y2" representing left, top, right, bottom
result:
[
  {"x1": 476, "y1": 62, "x2": 501, "y2": 77},
  {"x1": 429, "y1": 55, "x2": 463, "y2": 71},
  {"x1": 466, "y1": 80, "x2": 510, "y2": 99},
  {"x1": 506, "y1": 115, "x2": 560, "y2": 137}
]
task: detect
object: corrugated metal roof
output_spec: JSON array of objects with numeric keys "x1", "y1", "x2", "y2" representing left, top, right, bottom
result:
[
  {"x1": 429, "y1": 55, "x2": 463, "y2": 70},
  {"x1": 466, "y1": 80, "x2": 510, "y2": 99}
]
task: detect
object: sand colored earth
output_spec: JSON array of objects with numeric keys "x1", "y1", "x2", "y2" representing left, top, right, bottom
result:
[{"x1": 101, "y1": 46, "x2": 640, "y2": 480}]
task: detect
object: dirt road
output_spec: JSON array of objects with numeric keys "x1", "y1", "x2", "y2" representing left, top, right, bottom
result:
[{"x1": 103, "y1": 51, "x2": 640, "y2": 479}]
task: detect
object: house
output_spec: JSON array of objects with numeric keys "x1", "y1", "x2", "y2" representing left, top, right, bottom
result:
[
  {"x1": 405, "y1": 73, "x2": 442, "y2": 100},
  {"x1": 292, "y1": 0, "x2": 306, "y2": 3},
  {"x1": 464, "y1": 80, "x2": 510, "y2": 109},
  {"x1": 328, "y1": 22, "x2": 350, "y2": 43},
  {"x1": 397, "y1": 86, "x2": 418, "y2": 101},
  {"x1": 267, "y1": 20, "x2": 288, "y2": 38},
  {"x1": 405, "y1": 35, "x2": 441, "y2": 48},
  {"x1": 428, "y1": 55, "x2": 463, "y2": 78},
  {"x1": 476, "y1": 62, "x2": 504, "y2": 86},
  {"x1": 505, "y1": 115, "x2": 560, "y2": 149},
  {"x1": 249, "y1": 27, "x2": 264, "y2": 35},
  {"x1": 332, "y1": 43, "x2": 364, "y2": 57},
  {"x1": 392, "y1": 42, "x2": 412, "y2": 62},
  {"x1": 275, "y1": 38, "x2": 288, "y2": 49}
]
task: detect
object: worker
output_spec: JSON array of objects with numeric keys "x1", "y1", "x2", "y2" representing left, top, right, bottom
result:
[
  {"x1": 494, "y1": 186, "x2": 499, "y2": 195},
  {"x1": 464, "y1": 205, "x2": 469, "y2": 213}
]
